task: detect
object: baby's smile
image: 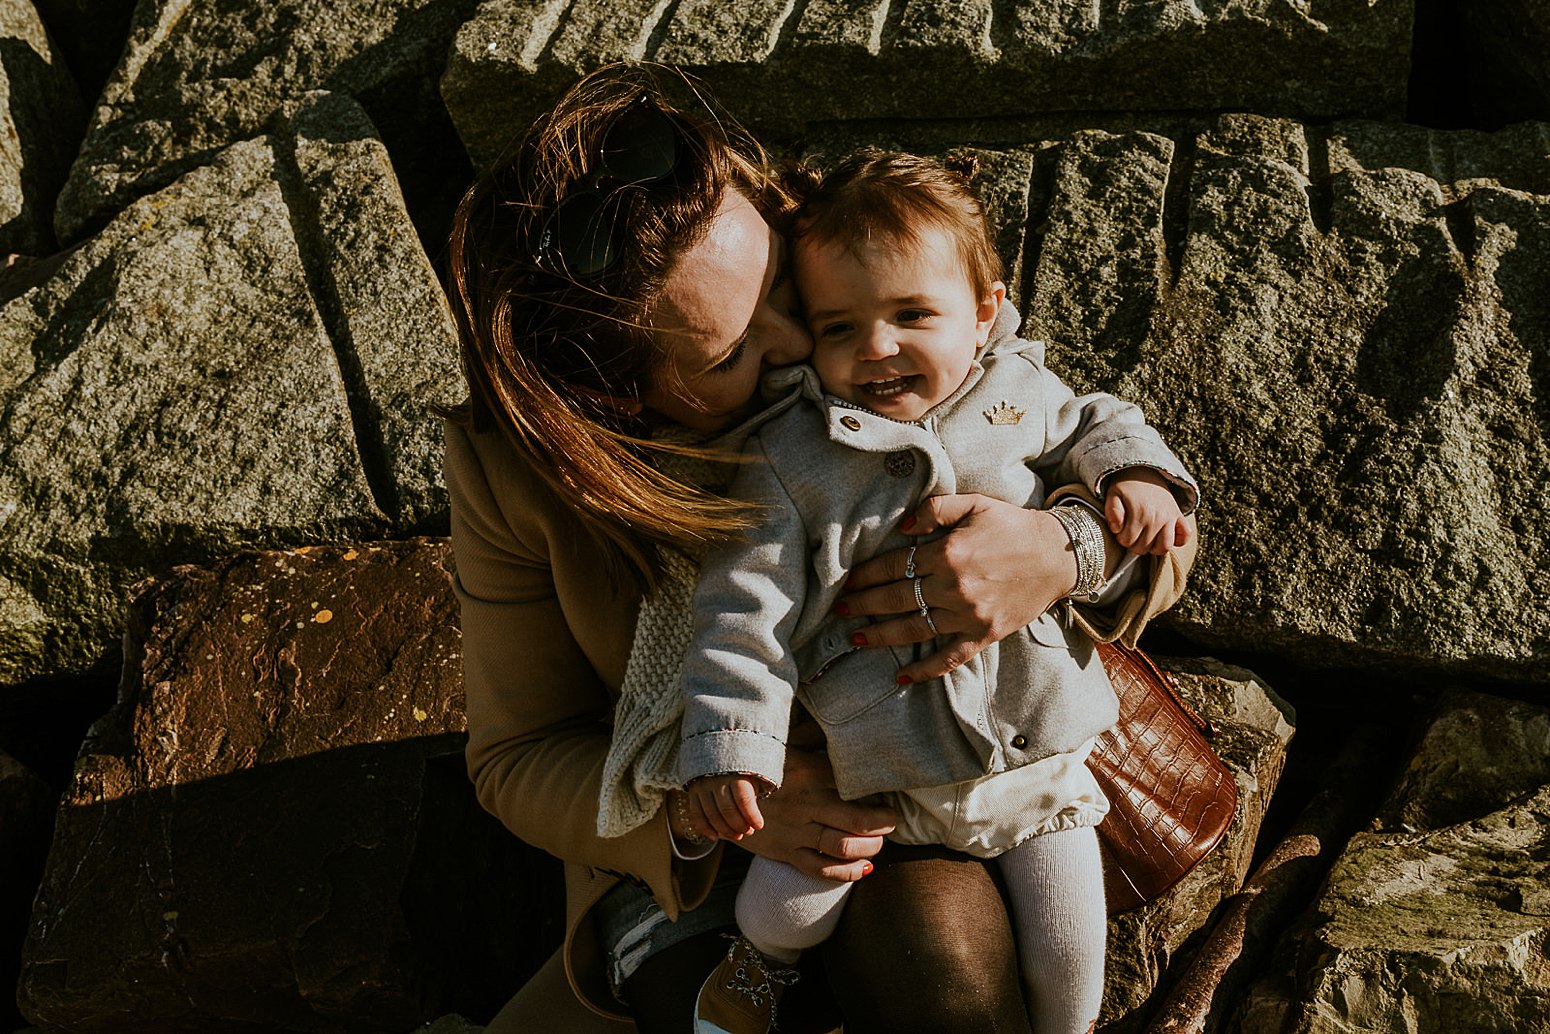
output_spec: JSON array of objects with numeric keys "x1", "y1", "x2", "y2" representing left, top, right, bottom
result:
[{"x1": 863, "y1": 375, "x2": 918, "y2": 399}]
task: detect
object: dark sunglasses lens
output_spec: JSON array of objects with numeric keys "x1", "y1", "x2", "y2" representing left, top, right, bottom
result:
[
  {"x1": 545, "y1": 191, "x2": 615, "y2": 276},
  {"x1": 598, "y1": 103, "x2": 679, "y2": 186}
]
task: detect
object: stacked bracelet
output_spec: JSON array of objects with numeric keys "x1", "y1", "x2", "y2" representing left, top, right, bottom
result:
[
  {"x1": 672, "y1": 790, "x2": 713, "y2": 846},
  {"x1": 1050, "y1": 504, "x2": 1108, "y2": 599}
]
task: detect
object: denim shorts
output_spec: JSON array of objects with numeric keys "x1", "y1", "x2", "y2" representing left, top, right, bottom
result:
[{"x1": 592, "y1": 849, "x2": 751, "y2": 1004}]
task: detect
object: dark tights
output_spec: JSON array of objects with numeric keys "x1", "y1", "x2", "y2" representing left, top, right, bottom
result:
[
  {"x1": 826, "y1": 842, "x2": 1034, "y2": 1034},
  {"x1": 623, "y1": 842, "x2": 1031, "y2": 1033}
]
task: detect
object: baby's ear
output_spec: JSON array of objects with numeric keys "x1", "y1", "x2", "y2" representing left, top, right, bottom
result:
[{"x1": 975, "y1": 282, "x2": 1007, "y2": 346}]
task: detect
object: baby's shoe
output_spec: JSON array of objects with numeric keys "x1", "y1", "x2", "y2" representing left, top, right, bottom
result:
[{"x1": 694, "y1": 935, "x2": 796, "y2": 1034}]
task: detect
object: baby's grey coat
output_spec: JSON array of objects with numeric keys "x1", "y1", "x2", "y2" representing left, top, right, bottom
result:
[{"x1": 678, "y1": 312, "x2": 1197, "y2": 800}]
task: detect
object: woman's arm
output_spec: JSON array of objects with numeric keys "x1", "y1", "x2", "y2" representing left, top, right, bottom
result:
[{"x1": 447, "y1": 422, "x2": 711, "y2": 912}]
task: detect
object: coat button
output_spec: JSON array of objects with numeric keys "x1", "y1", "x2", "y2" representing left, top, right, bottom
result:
[
  {"x1": 1011, "y1": 735, "x2": 1027, "y2": 749},
  {"x1": 840, "y1": 415, "x2": 862, "y2": 431},
  {"x1": 884, "y1": 450, "x2": 916, "y2": 477}
]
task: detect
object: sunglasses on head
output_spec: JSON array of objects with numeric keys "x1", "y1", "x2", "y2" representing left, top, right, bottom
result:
[{"x1": 535, "y1": 95, "x2": 683, "y2": 277}]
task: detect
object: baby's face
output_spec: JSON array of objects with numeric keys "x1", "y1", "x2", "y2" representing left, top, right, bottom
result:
[{"x1": 795, "y1": 227, "x2": 1001, "y2": 423}]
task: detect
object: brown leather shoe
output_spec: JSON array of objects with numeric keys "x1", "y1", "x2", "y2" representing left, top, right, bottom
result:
[{"x1": 693, "y1": 935, "x2": 797, "y2": 1034}]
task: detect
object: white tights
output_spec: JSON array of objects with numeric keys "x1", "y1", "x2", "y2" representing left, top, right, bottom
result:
[{"x1": 735, "y1": 824, "x2": 1107, "y2": 1033}]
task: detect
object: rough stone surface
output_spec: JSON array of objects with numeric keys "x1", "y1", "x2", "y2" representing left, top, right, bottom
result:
[
  {"x1": 1235, "y1": 692, "x2": 1550, "y2": 1031},
  {"x1": 53, "y1": 0, "x2": 481, "y2": 243},
  {"x1": 1119, "y1": 118, "x2": 1550, "y2": 685},
  {"x1": 0, "y1": 91, "x2": 462, "y2": 687},
  {"x1": 17, "y1": 541, "x2": 563, "y2": 1033},
  {"x1": 1, "y1": 749, "x2": 54, "y2": 1031},
  {"x1": 442, "y1": 0, "x2": 1413, "y2": 169},
  {"x1": 1100, "y1": 657, "x2": 1295, "y2": 1030},
  {"x1": 0, "y1": 0, "x2": 85, "y2": 253}
]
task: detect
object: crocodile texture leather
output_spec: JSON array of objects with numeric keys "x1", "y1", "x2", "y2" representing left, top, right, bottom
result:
[{"x1": 1092, "y1": 642, "x2": 1238, "y2": 914}]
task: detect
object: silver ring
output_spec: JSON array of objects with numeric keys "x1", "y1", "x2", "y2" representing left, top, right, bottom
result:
[
  {"x1": 903, "y1": 545, "x2": 918, "y2": 580},
  {"x1": 912, "y1": 577, "x2": 940, "y2": 636}
]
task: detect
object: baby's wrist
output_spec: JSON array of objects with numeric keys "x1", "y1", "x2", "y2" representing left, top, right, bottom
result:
[{"x1": 668, "y1": 789, "x2": 714, "y2": 846}]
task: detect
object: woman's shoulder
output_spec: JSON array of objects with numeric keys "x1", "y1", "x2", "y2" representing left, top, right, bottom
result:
[{"x1": 444, "y1": 418, "x2": 565, "y2": 561}]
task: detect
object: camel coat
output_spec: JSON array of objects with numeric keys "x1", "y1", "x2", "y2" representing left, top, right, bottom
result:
[{"x1": 444, "y1": 410, "x2": 1197, "y2": 1021}]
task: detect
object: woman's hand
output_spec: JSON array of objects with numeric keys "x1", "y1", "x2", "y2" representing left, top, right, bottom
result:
[
  {"x1": 735, "y1": 727, "x2": 896, "y2": 882},
  {"x1": 836, "y1": 494, "x2": 1077, "y2": 684}
]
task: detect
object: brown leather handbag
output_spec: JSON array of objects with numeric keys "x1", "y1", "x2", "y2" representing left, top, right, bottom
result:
[{"x1": 1092, "y1": 642, "x2": 1238, "y2": 914}]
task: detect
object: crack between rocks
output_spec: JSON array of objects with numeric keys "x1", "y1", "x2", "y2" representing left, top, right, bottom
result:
[
  {"x1": 643, "y1": 0, "x2": 686, "y2": 62},
  {"x1": 1304, "y1": 122, "x2": 1334, "y2": 236},
  {"x1": 1161, "y1": 132, "x2": 1197, "y2": 289},
  {"x1": 876, "y1": 0, "x2": 908, "y2": 50},
  {"x1": 518, "y1": 0, "x2": 572, "y2": 69},
  {"x1": 769, "y1": 0, "x2": 810, "y2": 55},
  {"x1": 268, "y1": 132, "x2": 400, "y2": 524},
  {"x1": 1014, "y1": 144, "x2": 1058, "y2": 312},
  {"x1": 1441, "y1": 195, "x2": 1477, "y2": 263}
]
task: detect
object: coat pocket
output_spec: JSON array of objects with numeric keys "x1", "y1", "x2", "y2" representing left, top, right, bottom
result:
[{"x1": 798, "y1": 631, "x2": 913, "y2": 726}]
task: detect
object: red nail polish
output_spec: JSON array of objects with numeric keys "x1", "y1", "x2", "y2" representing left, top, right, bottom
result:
[
  {"x1": 851, "y1": 632, "x2": 867, "y2": 647},
  {"x1": 901, "y1": 515, "x2": 917, "y2": 532},
  {"x1": 834, "y1": 601, "x2": 851, "y2": 617},
  {"x1": 861, "y1": 861, "x2": 874, "y2": 876},
  {"x1": 896, "y1": 674, "x2": 913, "y2": 686}
]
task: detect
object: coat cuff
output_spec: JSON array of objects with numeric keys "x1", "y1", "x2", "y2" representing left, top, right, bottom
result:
[{"x1": 678, "y1": 729, "x2": 787, "y2": 790}]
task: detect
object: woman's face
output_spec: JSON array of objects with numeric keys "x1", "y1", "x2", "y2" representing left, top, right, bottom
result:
[{"x1": 644, "y1": 192, "x2": 811, "y2": 431}]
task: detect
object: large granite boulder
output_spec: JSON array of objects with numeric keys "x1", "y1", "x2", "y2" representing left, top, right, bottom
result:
[
  {"x1": 1102, "y1": 657, "x2": 1295, "y2": 1030},
  {"x1": 442, "y1": 0, "x2": 1413, "y2": 169},
  {"x1": 0, "y1": 91, "x2": 462, "y2": 688},
  {"x1": 0, "y1": 0, "x2": 85, "y2": 254},
  {"x1": 1234, "y1": 691, "x2": 1550, "y2": 1031},
  {"x1": 17, "y1": 540, "x2": 561, "y2": 1033},
  {"x1": 52, "y1": 0, "x2": 480, "y2": 244},
  {"x1": 1047, "y1": 117, "x2": 1550, "y2": 685}
]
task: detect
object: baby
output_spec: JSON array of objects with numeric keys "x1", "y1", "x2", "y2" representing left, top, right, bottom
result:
[{"x1": 678, "y1": 150, "x2": 1197, "y2": 1034}]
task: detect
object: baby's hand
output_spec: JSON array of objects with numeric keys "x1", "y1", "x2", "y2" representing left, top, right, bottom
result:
[
  {"x1": 686, "y1": 774, "x2": 767, "y2": 841},
  {"x1": 1104, "y1": 468, "x2": 1192, "y2": 556}
]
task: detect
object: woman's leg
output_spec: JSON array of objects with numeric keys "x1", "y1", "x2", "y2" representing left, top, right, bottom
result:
[
  {"x1": 821, "y1": 842, "x2": 1034, "y2": 1034},
  {"x1": 995, "y1": 825, "x2": 1107, "y2": 1034}
]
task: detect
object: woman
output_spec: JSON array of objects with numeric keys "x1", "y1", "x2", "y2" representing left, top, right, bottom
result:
[{"x1": 444, "y1": 64, "x2": 1192, "y2": 1032}]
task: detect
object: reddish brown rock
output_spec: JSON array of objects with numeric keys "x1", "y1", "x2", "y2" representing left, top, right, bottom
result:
[{"x1": 17, "y1": 540, "x2": 561, "y2": 1033}]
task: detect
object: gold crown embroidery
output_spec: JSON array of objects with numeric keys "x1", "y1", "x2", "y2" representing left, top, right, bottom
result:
[{"x1": 984, "y1": 401, "x2": 1025, "y2": 425}]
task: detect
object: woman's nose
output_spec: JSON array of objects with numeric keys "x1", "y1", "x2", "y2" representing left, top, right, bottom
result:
[{"x1": 765, "y1": 310, "x2": 812, "y2": 367}]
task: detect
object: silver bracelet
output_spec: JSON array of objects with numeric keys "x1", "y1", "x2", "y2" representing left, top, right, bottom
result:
[
  {"x1": 1049, "y1": 504, "x2": 1107, "y2": 599},
  {"x1": 672, "y1": 790, "x2": 713, "y2": 846}
]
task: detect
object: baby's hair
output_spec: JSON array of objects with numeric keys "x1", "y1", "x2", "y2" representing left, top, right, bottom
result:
[{"x1": 791, "y1": 148, "x2": 1004, "y2": 296}]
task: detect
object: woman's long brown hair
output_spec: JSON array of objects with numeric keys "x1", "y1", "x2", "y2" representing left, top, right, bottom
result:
[{"x1": 445, "y1": 64, "x2": 790, "y2": 595}]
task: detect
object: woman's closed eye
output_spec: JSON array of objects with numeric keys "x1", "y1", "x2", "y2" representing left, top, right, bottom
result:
[{"x1": 710, "y1": 335, "x2": 748, "y2": 373}]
